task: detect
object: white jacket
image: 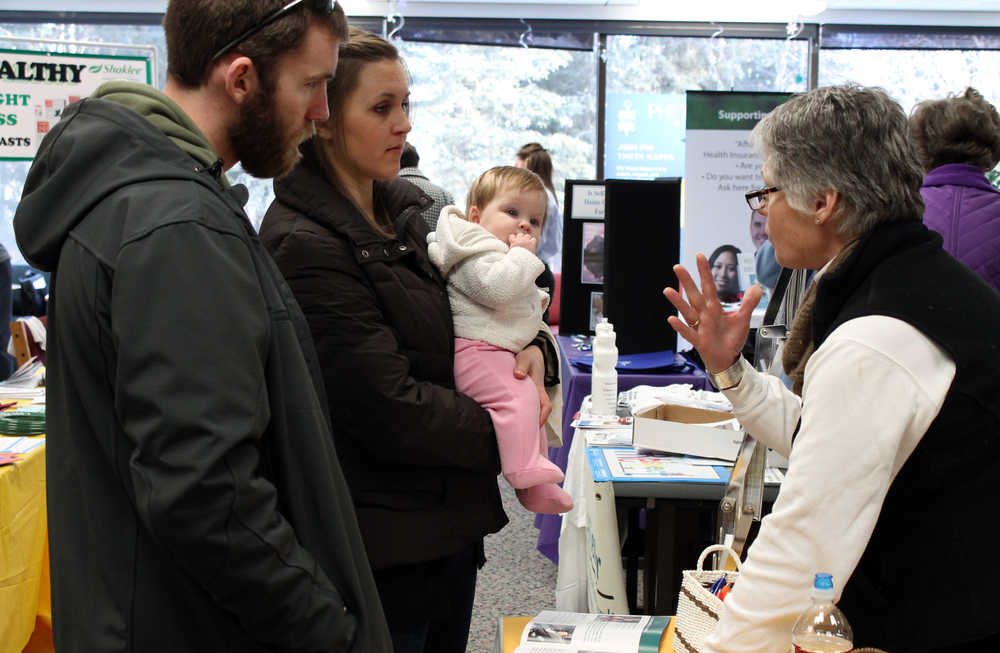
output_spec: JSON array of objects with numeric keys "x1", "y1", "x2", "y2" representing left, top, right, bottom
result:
[{"x1": 427, "y1": 205, "x2": 549, "y2": 353}]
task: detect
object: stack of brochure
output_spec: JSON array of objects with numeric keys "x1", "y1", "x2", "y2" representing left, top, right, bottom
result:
[
  {"x1": 0, "y1": 358, "x2": 45, "y2": 399},
  {"x1": 618, "y1": 384, "x2": 732, "y2": 416},
  {"x1": 0, "y1": 404, "x2": 45, "y2": 435},
  {"x1": 514, "y1": 611, "x2": 670, "y2": 653},
  {"x1": 571, "y1": 413, "x2": 634, "y2": 447}
]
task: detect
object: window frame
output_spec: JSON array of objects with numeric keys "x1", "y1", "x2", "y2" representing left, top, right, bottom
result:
[{"x1": 2, "y1": 10, "x2": 998, "y2": 257}]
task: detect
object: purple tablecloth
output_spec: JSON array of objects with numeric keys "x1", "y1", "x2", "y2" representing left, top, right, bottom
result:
[{"x1": 534, "y1": 334, "x2": 709, "y2": 563}]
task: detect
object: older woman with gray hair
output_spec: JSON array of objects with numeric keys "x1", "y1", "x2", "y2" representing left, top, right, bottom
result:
[{"x1": 664, "y1": 84, "x2": 1000, "y2": 653}]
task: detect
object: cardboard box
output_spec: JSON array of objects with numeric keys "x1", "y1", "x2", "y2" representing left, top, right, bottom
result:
[
  {"x1": 632, "y1": 403, "x2": 743, "y2": 462},
  {"x1": 635, "y1": 403, "x2": 734, "y2": 425}
]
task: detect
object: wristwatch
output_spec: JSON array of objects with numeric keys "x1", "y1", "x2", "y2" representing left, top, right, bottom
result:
[{"x1": 707, "y1": 355, "x2": 747, "y2": 391}]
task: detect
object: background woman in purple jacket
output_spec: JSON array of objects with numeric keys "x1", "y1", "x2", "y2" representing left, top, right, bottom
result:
[{"x1": 909, "y1": 87, "x2": 1000, "y2": 293}]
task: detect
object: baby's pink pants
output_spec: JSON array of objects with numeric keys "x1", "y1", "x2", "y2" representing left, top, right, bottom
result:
[{"x1": 453, "y1": 338, "x2": 573, "y2": 514}]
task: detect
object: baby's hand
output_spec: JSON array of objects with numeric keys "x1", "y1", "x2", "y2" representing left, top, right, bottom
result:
[{"x1": 508, "y1": 232, "x2": 538, "y2": 253}]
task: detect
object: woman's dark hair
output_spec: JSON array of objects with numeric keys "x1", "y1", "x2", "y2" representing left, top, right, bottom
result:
[
  {"x1": 708, "y1": 244, "x2": 741, "y2": 267},
  {"x1": 708, "y1": 244, "x2": 741, "y2": 302},
  {"x1": 908, "y1": 87, "x2": 1000, "y2": 172},
  {"x1": 400, "y1": 142, "x2": 419, "y2": 169}
]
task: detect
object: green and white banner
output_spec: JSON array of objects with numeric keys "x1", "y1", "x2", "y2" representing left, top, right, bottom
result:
[
  {"x1": 681, "y1": 91, "x2": 792, "y2": 302},
  {"x1": 0, "y1": 48, "x2": 151, "y2": 160}
]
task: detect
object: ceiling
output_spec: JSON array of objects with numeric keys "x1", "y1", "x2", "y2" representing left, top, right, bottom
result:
[{"x1": 2, "y1": 0, "x2": 1000, "y2": 27}]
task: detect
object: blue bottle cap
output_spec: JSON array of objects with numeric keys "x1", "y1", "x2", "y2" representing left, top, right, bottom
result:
[{"x1": 813, "y1": 572, "x2": 834, "y2": 590}]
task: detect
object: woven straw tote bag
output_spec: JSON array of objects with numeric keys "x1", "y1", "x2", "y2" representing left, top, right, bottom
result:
[{"x1": 673, "y1": 544, "x2": 742, "y2": 653}]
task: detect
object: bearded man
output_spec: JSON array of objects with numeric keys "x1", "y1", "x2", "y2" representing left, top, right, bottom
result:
[{"x1": 12, "y1": 2, "x2": 391, "y2": 651}]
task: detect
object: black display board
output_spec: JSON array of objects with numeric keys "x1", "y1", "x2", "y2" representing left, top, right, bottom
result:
[
  {"x1": 559, "y1": 180, "x2": 607, "y2": 335},
  {"x1": 602, "y1": 178, "x2": 682, "y2": 355}
]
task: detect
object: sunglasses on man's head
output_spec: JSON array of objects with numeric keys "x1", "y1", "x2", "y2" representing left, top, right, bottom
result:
[{"x1": 211, "y1": 0, "x2": 337, "y2": 61}]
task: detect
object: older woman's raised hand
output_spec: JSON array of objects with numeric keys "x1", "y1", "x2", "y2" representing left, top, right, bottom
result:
[{"x1": 663, "y1": 253, "x2": 762, "y2": 373}]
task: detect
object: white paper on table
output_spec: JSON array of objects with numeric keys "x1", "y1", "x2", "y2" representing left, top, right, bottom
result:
[
  {"x1": 570, "y1": 416, "x2": 633, "y2": 429},
  {"x1": 0, "y1": 436, "x2": 45, "y2": 453},
  {"x1": 583, "y1": 428, "x2": 633, "y2": 447},
  {"x1": 667, "y1": 455, "x2": 735, "y2": 466},
  {"x1": 602, "y1": 449, "x2": 721, "y2": 480}
]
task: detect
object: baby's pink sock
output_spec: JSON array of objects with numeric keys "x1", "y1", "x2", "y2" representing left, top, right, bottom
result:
[
  {"x1": 516, "y1": 484, "x2": 574, "y2": 514},
  {"x1": 505, "y1": 461, "x2": 564, "y2": 489}
]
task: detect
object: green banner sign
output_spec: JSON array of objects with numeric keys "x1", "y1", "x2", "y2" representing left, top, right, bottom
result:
[
  {"x1": 686, "y1": 90, "x2": 793, "y2": 131},
  {"x1": 0, "y1": 47, "x2": 151, "y2": 161}
]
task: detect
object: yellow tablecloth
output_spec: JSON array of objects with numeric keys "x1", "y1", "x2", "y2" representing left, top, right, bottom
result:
[
  {"x1": 501, "y1": 615, "x2": 675, "y2": 652},
  {"x1": 0, "y1": 442, "x2": 53, "y2": 653}
]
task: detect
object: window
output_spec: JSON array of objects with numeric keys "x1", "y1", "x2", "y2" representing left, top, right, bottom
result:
[
  {"x1": 819, "y1": 26, "x2": 1000, "y2": 186},
  {"x1": 5, "y1": 13, "x2": 999, "y2": 267},
  {"x1": 396, "y1": 39, "x2": 597, "y2": 207},
  {"x1": 0, "y1": 19, "x2": 277, "y2": 253},
  {"x1": 0, "y1": 21, "x2": 167, "y2": 264},
  {"x1": 819, "y1": 33, "x2": 1000, "y2": 114},
  {"x1": 604, "y1": 33, "x2": 809, "y2": 179}
]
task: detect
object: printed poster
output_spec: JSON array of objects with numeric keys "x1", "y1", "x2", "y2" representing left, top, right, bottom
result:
[
  {"x1": 604, "y1": 92, "x2": 686, "y2": 180},
  {"x1": 681, "y1": 91, "x2": 792, "y2": 307},
  {"x1": 0, "y1": 48, "x2": 151, "y2": 160}
]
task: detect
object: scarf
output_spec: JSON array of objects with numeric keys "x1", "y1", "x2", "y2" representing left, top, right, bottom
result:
[{"x1": 780, "y1": 238, "x2": 860, "y2": 395}]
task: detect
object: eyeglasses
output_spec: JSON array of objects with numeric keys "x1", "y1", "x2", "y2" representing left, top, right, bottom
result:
[
  {"x1": 212, "y1": 0, "x2": 336, "y2": 61},
  {"x1": 745, "y1": 186, "x2": 780, "y2": 211}
]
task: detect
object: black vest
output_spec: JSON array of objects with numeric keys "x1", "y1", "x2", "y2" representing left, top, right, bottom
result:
[{"x1": 809, "y1": 219, "x2": 1000, "y2": 651}]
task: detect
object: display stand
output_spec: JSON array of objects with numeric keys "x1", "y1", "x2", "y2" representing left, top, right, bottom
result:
[
  {"x1": 560, "y1": 180, "x2": 606, "y2": 335},
  {"x1": 602, "y1": 178, "x2": 682, "y2": 354}
]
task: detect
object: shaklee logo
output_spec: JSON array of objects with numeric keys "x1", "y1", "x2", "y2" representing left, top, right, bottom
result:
[
  {"x1": 0, "y1": 59, "x2": 86, "y2": 83},
  {"x1": 88, "y1": 63, "x2": 144, "y2": 76}
]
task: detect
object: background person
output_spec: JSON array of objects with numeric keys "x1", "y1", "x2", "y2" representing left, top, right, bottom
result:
[
  {"x1": 515, "y1": 142, "x2": 564, "y2": 273},
  {"x1": 427, "y1": 166, "x2": 572, "y2": 515},
  {"x1": 399, "y1": 141, "x2": 455, "y2": 230},
  {"x1": 664, "y1": 84, "x2": 1000, "y2": 652},
  {"x1": 749, "y1": 208, "x2": 768, "y2": 250},
  {"x1": 754, "y1": 240, "x2": 781, "y2": 290},
  {"x1": 708, "y1": 243, "x2": 742, "y2": 302},
  {"x1": 12, "y1": 1, "x2": 391, "y2": 651},
  {"x1": 0, "y1": 243, "x2": 13, "y2": 379},
  {"x1": 259, "y1": 27, "x2": 556, "y2": 653},
  {"x1": 908, "y1": 86, "x2": 1000, "y2": 293},
  {"x1": 750, "y1": 208, "x2": 782, "y2": 290}
]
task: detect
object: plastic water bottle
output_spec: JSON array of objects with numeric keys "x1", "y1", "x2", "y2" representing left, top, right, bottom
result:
[
  {"x1": 590, "y1": 318, "x2": 618, "y2": 416},
  {"x1": 791, "y1": 573, "x2": 854, "y2": 653}
]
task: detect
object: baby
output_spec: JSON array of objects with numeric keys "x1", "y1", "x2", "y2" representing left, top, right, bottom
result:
[{"x1": 427, "y1": 166, "x2": 573, "y2": 515}]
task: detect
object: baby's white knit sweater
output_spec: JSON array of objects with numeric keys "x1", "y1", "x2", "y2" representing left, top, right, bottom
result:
[{"x1": 427, "y1": 206, "x2": 549, "y2": 352}]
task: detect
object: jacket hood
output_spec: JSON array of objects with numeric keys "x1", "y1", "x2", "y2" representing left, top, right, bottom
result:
[
  {"x1": 92, "y1": 80, "x2": 221, "y2": 172},
  {"x1": 426, "y1": 205, "x2": 508, "y2": 276},
  {"x1": 14, "y1": 82, "x2": 226, "y2": 271}
]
